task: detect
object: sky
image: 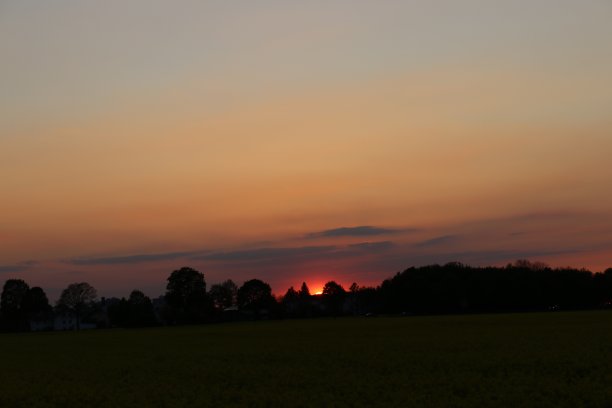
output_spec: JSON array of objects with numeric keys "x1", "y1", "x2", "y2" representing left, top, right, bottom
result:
[{"x1": 1, "y1": 1, "x2": 612, "y2": 300}]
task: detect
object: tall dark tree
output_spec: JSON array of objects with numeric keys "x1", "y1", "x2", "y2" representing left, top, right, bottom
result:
[
  {"x1": 209, "y1": 279, "x2": 238, "y2": 310},
  {"x1": 281, "y1": 286, "x2": 299, "y2": 317},
  {"x1": 297, "y1": 282, "x2": 312, "y2": 317},
  {"x1": 595, "y1": 268, "x2": 612, "y2": 305},
  {"x1": 56, "y1": 282, "x2": 97, "y2": 330},
  {"x1": 355, "y1": 286, "x2": 380, "y2": 315},
  {"x1": 348, "y1": 282, "x2": 360, "y2": 315},
  {"x1": 298, "y1": 282, "x2": 311, "y2": 299},
  {"x1": 322, "y1": 281, "x2": 346, "y2": 316},
  {"x1": 322, "y1": 281, "x2": 345, "y2": 297},
  {"x1": 237, "y1": 279, "x2": 275, "y2": 317},
  {"x1": 0, "y1": 279, "x2": 30, "y2": 330},
  {"x1": 127, "y1": 290, "x2": 157, "y2": 327},
  {"x1": 22, "y1": 286, "x2": 52, "y2": 322},
  {"x1": 165, "y1": 267, "x2": 209, "y2": 323}
]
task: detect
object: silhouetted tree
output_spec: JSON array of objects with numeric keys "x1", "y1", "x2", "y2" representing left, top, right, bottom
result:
[
  {"x1": 127, "y1": 290, "x2": 157, "y2": 327},
  {"x1": 56, "y1": 282, "x2": 97, "y2": 330},
  {"x1": 594, "y1": 268, "x2": 612, "y2": 306},
  {"x1": 209, "y1": 279, "x2": 238, "y2": 310},
  {"x1": 165, "y1": 267, "x2": 209, "y2": 323},
  {"x1": 299, "y1": 282, "x2": 311, "y2": 298},
  {"x1": 107, "y1": 297, "x2": 129, "y2": 327},
  {"x1": 281, "y1": 286, "x2": 300, "y2": 317},
  {"x1": 356, "y1": 286, "x2": 380, "y2": 315},
  {"x1": 22, "y1": 286, "x2": 52, "y2": 323},
  {"x1": 322, "y1": 281, "x2": 346, "y2": 316},
  {"x1": 512, "y1": 259, "x2": 549, "y2": 271},
  {"x1": 297, "y1": 282, "x2": 312, "y2": 317},
  {"x1": 0, "y1": 279, "x2": 30, "y2": 331},
  {"x1": 238, "y1": 279, "x2": 275, "y2": 317},
  {"x1": 322, "y1": 281, "x2": 345, "y2": 297},
  {"x1": 348, "y1": 282, "x2": 359, "y2": 315}
]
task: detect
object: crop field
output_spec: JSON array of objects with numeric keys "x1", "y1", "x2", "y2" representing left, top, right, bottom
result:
[{"x1": 1, "y1": 311, "x2": 612, "y2": 407}]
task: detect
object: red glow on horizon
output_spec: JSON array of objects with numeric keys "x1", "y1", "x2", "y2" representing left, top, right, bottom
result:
[{"x1": 309, "y1": 283, "x2": 324, "y2": 295}]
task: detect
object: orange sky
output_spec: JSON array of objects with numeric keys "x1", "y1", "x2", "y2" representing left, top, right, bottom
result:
[{"x1": 1, "y1": 1, "x2": 611, "y2": 300}]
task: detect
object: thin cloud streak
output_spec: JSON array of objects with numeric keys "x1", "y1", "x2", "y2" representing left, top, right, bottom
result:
[
  {"x1": 0, "y1": 260, "x2": 38, "y2": 274},
  {"x1": 348, "y1": 241, "x2": 395, "y2": 251},
  {"x1": 305, "y1": 226, "x2": 408, "y2": 239},
  {"x1": 414, "y1": 235, "x2": 459, "y2": 248},
  {"x1": 196, "y1": 241, "x2": 397, "y2": 263},
  {"x1": 0, "y1": 265, "x2": 30, "y2": 273},
  {"x1": 194, "y1": 246, "x2": 337, "y2": 262},
  {"x1": 462, "y1": 210, "x2": 601, "y2": 230},
  {"x1": 68, "y1": 250, "x2": 208, "y2": 265}
]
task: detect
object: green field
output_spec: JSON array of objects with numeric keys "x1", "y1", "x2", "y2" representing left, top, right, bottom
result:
[{"x1": 1, "y1": 312, "x2": 612, "y2": 407}]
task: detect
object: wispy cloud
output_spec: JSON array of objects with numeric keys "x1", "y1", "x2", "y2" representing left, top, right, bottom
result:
[
  {"x1": 0, "y1": 262, "x2": 35, "y2": 273},
  {"x1": 507, "y1": 211, "x2": 588, "y2": 222},
  {"x1": 64, "y1": 240, "x2": 398, "y2": 269},
  {"x1": 192, "y1": 241, "x2": 396, "y2": 263},
  {"x1": 306, "y1": 226, "x2": 407, "y2": 239},
  {"x1": 0, "y1": 266, "x2": 27, "y2": 273},
  {"x1": 465, "y1": 210, "x2": 598, "y2": 231},
  {"x1": 348, "y1": 241, "x2": 395, "y2": 252},
  {"x1": 195, "y1": 246, "x2": 337, "y2": 262},
  {"x1": 68, "y1": 250, "x2": 207, "y2": 265},
  {"x1": 415, "y1": 235, "x2": 458, "y2": 248}
]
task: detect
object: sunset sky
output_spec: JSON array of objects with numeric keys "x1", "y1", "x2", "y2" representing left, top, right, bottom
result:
[{"x1": 2, "y1": 1, "x2": 612, "y2": 300}]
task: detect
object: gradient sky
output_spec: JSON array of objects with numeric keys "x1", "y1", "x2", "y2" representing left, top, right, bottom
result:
[{"x1": 2, "y1": 1, "x2": 612, "y2": 300}]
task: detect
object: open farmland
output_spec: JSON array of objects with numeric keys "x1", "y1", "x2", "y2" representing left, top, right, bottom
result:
[{"x1": 1, "y1": 312, "x2": 612, "y2": 407}]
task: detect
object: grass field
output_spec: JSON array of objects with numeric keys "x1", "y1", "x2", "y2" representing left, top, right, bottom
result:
[{"x1": 1, "y1": 311, "x2": 612, "y2": 407}]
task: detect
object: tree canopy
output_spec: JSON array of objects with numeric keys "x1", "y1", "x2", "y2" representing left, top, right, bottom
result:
[
  {"x1": 237, "y1": 279, "x2": 275, "y2": 314},
  {"x1": 56, "y1": 282, "x2": 97, "y2": 330},
  {"x1": 209, "y1": 279, "x2": 238, "y2": 310},
  {"x1": 165, "y1": 267, "x2": 209, "y2": 323},
  {"x1": 22, "y1": 287, "x2": 52, "y2": 321},
  {"x1": 0, "y1": 279, "x2": 30, "y2": 330},
  {"x1": 108, "y1": 290, "x2": 157, "y2": 327}
]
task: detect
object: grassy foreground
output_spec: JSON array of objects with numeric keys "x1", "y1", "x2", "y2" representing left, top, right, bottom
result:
[{"x1": 1, "y1": 312, "x2": 612, "y2": 407}]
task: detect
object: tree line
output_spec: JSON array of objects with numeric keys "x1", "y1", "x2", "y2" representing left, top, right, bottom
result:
[{"x1": 2, "y1": 260, "x2": 612, "y2": 331}]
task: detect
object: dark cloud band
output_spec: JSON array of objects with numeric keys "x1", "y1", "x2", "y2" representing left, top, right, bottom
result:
[
  {"x1": 0, "y1": 260, "x2": 38, "y2": 273},
  {"x1": 195, "y1": 246, "x2": 337, "y2": 262},
  {"x1": 306, "y1": 226, "x2": 407, "y2": 238},
  {"x1": 68, "y1": 251, "x2": 207, "y2": 265}
]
